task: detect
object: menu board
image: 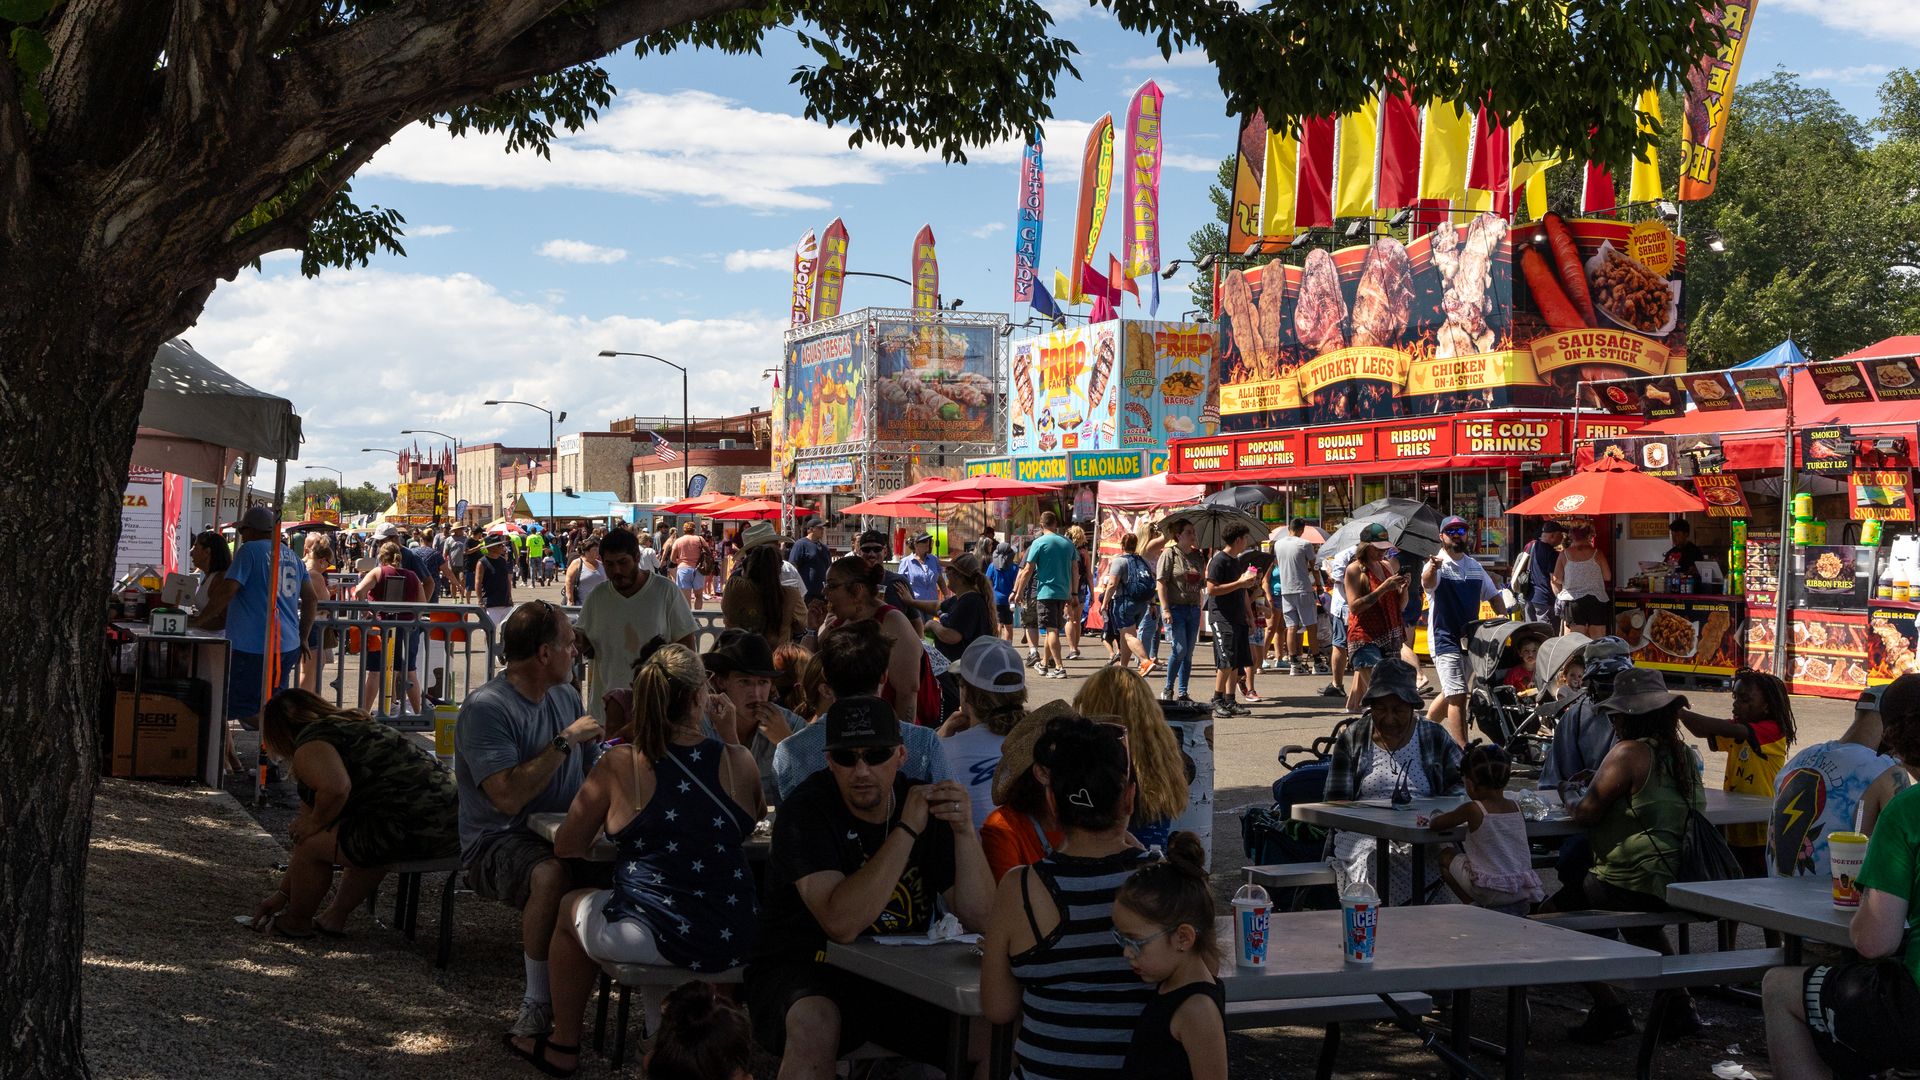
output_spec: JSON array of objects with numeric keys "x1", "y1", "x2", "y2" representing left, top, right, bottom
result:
[
  {"x1": 1808, "y1": 362, "x2": 1873, "y2": 405},
  {"x1": 1693, "y1": 474, "x2": 1749, "y2": 517},
  {"x1": 1732, "y1": 372, "x2": 1788, "y2": 410},
  {"x1": 1613, "y1": 595, "x2": 1744, "y2": 677},
  {"x1": 1800, "y1": 425, "x2": 1854, "y2": 475},
  {"x1": 1868, "y1": 604, "x2": 1920, "y2": 684},
  {"x1": 1850, "y1": 470, "x2": 1914, "y2": 522},
  {"x1": 1744, "y1": 530, "x2": 1781, "y2": 606},
  {"x1": 1684, "y1": 372, "x2": 1739, "y2": 411},
  {"x1": 1864, "y1": 355, "x2": 1920, "y2": 401},
  {"x1": 1745, "y1": 608, "x2": 1875, "y2": 698},
  {"x1": 1801, "y1": 545, "x2": 1872, "y2": 609}
]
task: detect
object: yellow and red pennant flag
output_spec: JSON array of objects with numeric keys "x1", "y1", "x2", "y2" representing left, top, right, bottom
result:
[
  {"x1": 1628, "y1": 88, "x2": 1664, "y2": 204},
  {"x1": 1679, "y1": 0, "x2": 1758, "y2": 201},
  {"x1": 1333, "y1": 95, "x2": 1379, "y2": 219},
  {"x1": 1418, "y1": 100, "x2": 1472, "y2": 204}
]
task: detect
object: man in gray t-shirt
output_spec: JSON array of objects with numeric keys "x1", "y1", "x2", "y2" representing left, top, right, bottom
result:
[
  {"x1": 1269, "y1": 518, "x2": 1325, "y2": 675},
  {"x1": 452, "y1": 602, "x2": 604, "y2": 1039}
]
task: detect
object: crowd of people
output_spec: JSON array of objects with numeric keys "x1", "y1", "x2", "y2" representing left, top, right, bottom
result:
[{"x1": 201, "y1": 506, "x2": 1920, "y2": 1080}]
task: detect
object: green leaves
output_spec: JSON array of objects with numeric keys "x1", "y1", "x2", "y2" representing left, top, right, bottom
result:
[
  {"x1": 0, "y1": 0, "x2": 59, "y2": 22},
  {"x1": 9, "y1": 25, "x2": 48, "y2": 72}
]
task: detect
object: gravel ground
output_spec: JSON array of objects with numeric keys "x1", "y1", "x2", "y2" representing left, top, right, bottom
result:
[{"x1": 88, "y1": 582, "x2": 1862, "y2": 1078}]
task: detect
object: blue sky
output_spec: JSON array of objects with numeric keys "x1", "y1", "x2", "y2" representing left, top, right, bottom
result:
[{"x1": 186, "y1": 1, "x2": 1914, "y2": 488}]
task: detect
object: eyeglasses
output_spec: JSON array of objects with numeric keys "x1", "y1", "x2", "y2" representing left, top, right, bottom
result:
[
  {"x1": 859, "y1": 546, "x2": 886, "y2": 556},
  {"x1": 1111, "y1": 926, "x2": 1176, "y2": 955},
  {"x1": 824, "y1": 579, "x2": 853, "y2": 594},
  {"x1": 828, "y1": 746, "x2": 895, "y2": 768},
  {"x1": 1443, "y1": 525, "x2": 1471, "y2": 535}
]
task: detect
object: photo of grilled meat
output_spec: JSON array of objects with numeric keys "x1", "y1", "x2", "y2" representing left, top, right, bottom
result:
[
  {"x1": 1349, "y1": 237, "x2": 1413, "y2": 348},
  {"x1": 1293, "y1": 248, "x2": 1347, "y2": 357}
]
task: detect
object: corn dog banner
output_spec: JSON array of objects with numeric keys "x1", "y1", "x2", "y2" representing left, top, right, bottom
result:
[
  {"x1": 1678, "y1": 1, "x2": 1758, "y2": 202},
  {"x1": 789, "y1": 230, "x2": 817, "y2": 327},
  {"x1": 1208, "y1": 212, "x2": 1689, "y2": 430},
  {"x1": 1006, "y1": 319, "x2": 1215, "y2": 456}
]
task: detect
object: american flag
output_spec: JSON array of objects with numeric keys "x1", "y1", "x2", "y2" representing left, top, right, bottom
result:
[{"x1": 648, "y1": 430, "x2": 678, "y2": 460}]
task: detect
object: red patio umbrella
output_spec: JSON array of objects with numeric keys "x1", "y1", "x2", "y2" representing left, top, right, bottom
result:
[
  {"x1": 656, "y1": 493, "x2": 745, "y2": 515},
  {"x1": 913, "y1": 475, "x2": 1063, "y2": 503},
  {"x1": 840, "y1": 496, "x2": 936, "y2": 518},
  {"x1": 1506, "y1": 457, "x2": 1706, "y2": 517},
  {"x1": 707, "y1": 499, "x2": 817, "y2": 521}
]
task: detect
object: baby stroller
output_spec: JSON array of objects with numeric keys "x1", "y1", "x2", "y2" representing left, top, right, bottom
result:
[
  {"x1": 1462, "y1": 618, "x2": 1555, "y2": 774},
  {"x1": 1238, "y1": 719, "x2": 1353, "y2": 911}
]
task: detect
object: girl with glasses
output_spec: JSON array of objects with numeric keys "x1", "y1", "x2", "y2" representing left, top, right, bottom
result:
[{"x1": 1112, "y1": 831, "x2": 1226, "y2": 1080}]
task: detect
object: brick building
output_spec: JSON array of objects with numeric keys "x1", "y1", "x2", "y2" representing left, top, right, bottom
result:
[
  {"x1": 623, "y1": 409, "x2": 772, "y2": 504},
  {"x1": 556, "y1": 431, "x2": 640, "y2": 501},
  {"x1": 455, "y1": 442, "x2": 546, "y2": 523}
]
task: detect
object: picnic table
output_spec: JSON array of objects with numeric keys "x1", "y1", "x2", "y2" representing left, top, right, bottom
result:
[
  {"x1": 1221, "y1": 905, "x2": 1662, "y2": 1080},
  {"x1": 1291, "y1": 789, "x2": 1773, "y2": 905},
  {"x1": 823, "y1": 938, "x2": 1013, "y2": 1080},
  {"x1": 1667, "y1": 876, "x2": 1855, "y2": 963},
  {"x1": 527, "y1": 810, "x2": 773, "y2": 863}
]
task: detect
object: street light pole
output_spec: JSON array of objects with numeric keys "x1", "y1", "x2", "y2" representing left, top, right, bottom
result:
[
  {"x1": 483, "y1": 400, "x2": 566, "y2": 537},
  {"x1": 597, "y1": 351, "x2": 689, "y2": 502}
]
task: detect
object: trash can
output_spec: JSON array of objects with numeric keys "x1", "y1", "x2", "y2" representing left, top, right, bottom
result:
[{"x1": 1159, "y1": 698, "x2": 1215, "y2": 869}]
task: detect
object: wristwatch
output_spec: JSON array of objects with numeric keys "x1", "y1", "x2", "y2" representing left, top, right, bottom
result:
[{"x1": 550, "y1": 735, "x2": 572, "y2": 756}]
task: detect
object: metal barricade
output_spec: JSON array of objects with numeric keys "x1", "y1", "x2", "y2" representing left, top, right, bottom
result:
[{"x1": 311, "y1": 600, "x2": 497, "y2": 732}]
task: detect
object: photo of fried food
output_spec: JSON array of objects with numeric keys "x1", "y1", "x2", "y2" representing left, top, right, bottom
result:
[
  {"x1": 1160, "y1": 371, "x2": 1204, "y2": 397},
  {"x1": 1589, "y1": 244, "x2": 1676, "y2": 335},
  {"x1": 1692, "y1": 378, "x2": 1728, "y2": 401},
  {"x1": 1876, "y1": 362, "x2": 1915, "y2": 389},
  {"x1": 1820, "y1": 372, "x2": 1862, "y2": 394},
  {"x1": 1647, "y1": 609, "x2": 1697, "y2": 657},
  {"x1": 1871, "y1": 617, "x2": 1919, "y2": 677},
  {"x1": 1813, "y1": 551, "x2": 1847, "y2": 580},
  {"x1": 1698, "y1": 608, "x2": 1732, "y2": 666}
]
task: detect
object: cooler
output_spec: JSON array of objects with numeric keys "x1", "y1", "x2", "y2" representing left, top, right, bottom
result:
[{"x1": 1160, "y1": 698, "x2": 1215, "y2": 869}]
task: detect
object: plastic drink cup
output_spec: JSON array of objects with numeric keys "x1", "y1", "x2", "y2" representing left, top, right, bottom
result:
[
  {"x1": 1829, "y1": 832, "x2": 1869, "y2": 910},
  {"x1": 1231, "y1": 883, "x2": 1271, "y2": 968},
  {"x1": 433, "y1": 704, "x2": 459, "y2": 767},
  {"x1": 1341, "y1": 891, "x2": 1379, "y2": 964}
]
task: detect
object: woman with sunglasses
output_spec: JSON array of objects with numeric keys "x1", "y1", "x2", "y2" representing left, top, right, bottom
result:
[
  {"x1": 982, "y1": 714, "x2": 1158, "y2": 1079},
  {"x1": 819, "y1": 554, "x2": 928, "y2": 727},
  {"x1": 1073, "y1": 666, "x2": 1191, "y2": 852}
]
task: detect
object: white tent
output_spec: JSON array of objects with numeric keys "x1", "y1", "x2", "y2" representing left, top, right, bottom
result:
[{"x1": 133, "y1": 339, "x2": 300, "y2": 483}]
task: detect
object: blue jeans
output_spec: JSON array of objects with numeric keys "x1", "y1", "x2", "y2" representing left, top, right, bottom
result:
[
  {"x1": 1164, "y1": 604, "x2": 1200, "y2": 697},
  {"x1": 1139, "y1": 604, "x2": 1162, "y2": 660}
]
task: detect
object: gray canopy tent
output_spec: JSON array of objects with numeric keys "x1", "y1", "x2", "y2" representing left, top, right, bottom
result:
[{"x1": 134, "y1": 338, "x2": 302, "y2": 487}]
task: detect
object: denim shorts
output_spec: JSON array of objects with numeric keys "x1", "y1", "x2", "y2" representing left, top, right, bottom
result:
[
  {"x1": 1349, "y1": 642, "x2": 1387, "y2": 670},
  {"x1": 674, "y1": 565, "x2": 704, "y2": 590},
  {"x1": 1329, "y1": 616, "x2": 1349, "y2": 650}
]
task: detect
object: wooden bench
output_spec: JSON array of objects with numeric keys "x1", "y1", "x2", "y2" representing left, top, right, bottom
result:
[
  {"x1": 362, "y1": 856, "x2": 464, "y2": 968},
  {"x1": 1227, "y1": 992, "x2": 1435, "y2": 1080},
  {"x1": 1615, "y1": 948, "x2": 1785, "y2": 1080},
  {"x1": 592, "y1": 962, "x2": 897, "y2": 1071},
  {"x1": 1244, "y1": 861, "x2": 1339, "y2": 890}
]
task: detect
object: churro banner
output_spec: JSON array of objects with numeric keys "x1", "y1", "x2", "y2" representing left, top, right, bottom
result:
[
  {"x1": 1007, "y1": 319, "x2": 1215, "y2": 455},
  {"x1": 1678, "y1": 0, "x2": 1758, "y2": 201},
  {"x1": 1069, "y1": 115, "x2": 1115, "y2": 304},
  {"x1": 781, "y1": 326, "x2": 867, "y2": 453},
  {"x1": 1211, "y1": 213, "x2": 1688, "y2": 429},
  {"x1": 873, "y1": 318, "x2": 998, "y2": 444}
]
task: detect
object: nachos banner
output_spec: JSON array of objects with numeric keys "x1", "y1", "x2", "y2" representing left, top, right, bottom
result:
[
  {"x1": 911, "y1": 225, "x2": 939, "y2": 310},
  {"x1": 1678, "y1": 1, "x2": 1758, "y2": 201},
  {"x1": 1070, "y1": 115, "x2": 1114, "y2": 304},
  {"x1": 1124, "y1": 82, "x2": 1163, "y2": 282},
  {"x1": 789, "y1": 230, "x2": 817, "y2": 327},
  {"x1": 811, "y1": 217, "x2": 850, "y2": 321},
  {"x1": 1014, "y1": 133, "x2": 1044, "y2": 303}
]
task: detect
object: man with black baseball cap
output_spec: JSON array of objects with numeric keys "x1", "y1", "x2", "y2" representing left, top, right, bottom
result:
[
  {"x1": 1512, "y1": 520, "x2": 1566, "y2": 625},
  {"x1": 749, "y1": 694, "x2": 992, "y2": 1075},
  {"x1": 856, "y1": 528, "x2": 925, "y2": 629},
  {"x1": 703, "y1": 629, "x2": 808, "y2": 807}
]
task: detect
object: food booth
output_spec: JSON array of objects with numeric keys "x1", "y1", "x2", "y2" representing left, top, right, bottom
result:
[
  {"x1": 1168, "y1": 211, "x2": 1685, "y2": 580},
  {"x1": 1580, "y1": 336, "x2": 1920, "y2": 698}
]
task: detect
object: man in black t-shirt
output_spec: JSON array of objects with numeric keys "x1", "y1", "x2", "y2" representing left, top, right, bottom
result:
[
  {"x1": 1664, "y1": 517, "x2": 1708, "y2": 585},
  {"x1": 748, "y1": 695, "x2": 993, "y2": 1073},
  {"x1": 1205, "y1": 523, "x2": 1262, "y2": 719}
]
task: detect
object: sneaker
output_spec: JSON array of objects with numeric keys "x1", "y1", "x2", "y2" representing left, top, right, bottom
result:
[
  {"x1": 1223, "y1": 700, "x2": 1251, "y2": 717},
  {"x1": 1241, "y1": 691, "x2": 1263, "y2": 703},
  {"x1": 1313, "y1": 658, "x2": 1331, "y2": 676},
  {"x1": 1026, "y1": 649, "x2": 1040, "y2": 667},
  {"x1": 1211, "y1": 699, "x2": 1236, "y2": 719},
  {"x1": 1565, "y1": 1002, "x2": 1635, "y2": 1045},
  {"x1": 1065, "y1": 650, "x2": 1082, "y2": 661},
  {"x1": 1318, "y1": 684, "x2": 1344, "y2": 698},
  {"x1": 1175, "y1": 692, "x2": 1193, "y2": 704},
  {"x1": 1138, "y1": 659, "x2": 1159, "y2": 679},
  {"x1": 1045, "y1": 667, "x2": 1068, "y2": 679},
  {"x1": 1260, "y1": 660, "x2": 1279, "y2": 672},
  {"x1": 509, "y1": 999, "x2": 554, "y2": 1039}
]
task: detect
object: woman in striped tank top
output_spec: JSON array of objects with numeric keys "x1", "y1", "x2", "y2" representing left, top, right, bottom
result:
[{"x1": 981, "y1": 714, "x2": 1158, "y2": 1080}]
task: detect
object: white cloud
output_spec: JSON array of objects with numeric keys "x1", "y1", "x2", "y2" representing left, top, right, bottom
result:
[
  {"x1": 969, "y1": 222, "x2": 1008, "y2": 239},
  {"x1": 410, "y1": 223, "x2": 458, "y2": 237},
  {"x1": 724, "y1": 248, "x2": 794, "y2": 272},
  {"x1": 1771, "y1": 1, "x2": 1920, "y2": 46},
  {"x1": 1039, "y1": 0, "x2": 1092, "y2": 22},
  {"x1": 1801, "y1": 63, "x2": 1894, "y2": 85},
  {"x1": 1119, "y1": 50, "x2": 1212, "y2": 70},
  {"x1": 186, "y1": 268, "x2": 784, "y2": 489},
  {"x1": 365, "y1": 89, "x2": 941, "y2": 212},
  {"x1": 1162, "y1": 152, "x2": 1224, "y2": 173},
  {"x1": 538, "y1": 239, "x2": 627, "y2": 264},
  {"x1": 651, "y1": 255, "x2": 696, "y2": 270}
]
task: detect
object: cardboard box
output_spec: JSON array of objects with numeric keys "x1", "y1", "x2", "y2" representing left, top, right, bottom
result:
[{"x1": 111, "y1": 687, "x2": 205, "y2": 780}]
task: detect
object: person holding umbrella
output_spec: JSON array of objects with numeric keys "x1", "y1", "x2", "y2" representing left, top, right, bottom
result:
[
  {"x1": 1204, "y1": 524, "x2": 1263, "y2": 719},
  {"x1": 1343, "y1": 523, "x2": 1410, "y2": 714}
]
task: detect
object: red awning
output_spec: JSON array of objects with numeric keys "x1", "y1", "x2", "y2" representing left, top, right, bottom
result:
[
  {"x1": 1634, "y1": 367, "x2": 1918, "y2": 471},
  {"x1": 1166, "y1": 410, "x2": 1618, "y2": 485}
]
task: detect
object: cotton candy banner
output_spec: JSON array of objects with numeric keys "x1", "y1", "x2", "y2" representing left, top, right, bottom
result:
[
  {"x1": 1124, "y1": 82, "x2": 1163, "y2": 282},
  {"x1": 790, "y1": 230, "x2": 817, "y2": 327},
  {"x1": 1070, "y1": 114, "x2": 1114, "y2": 303},
  {"x1": 912, "y1": 225, "x2": 939, "y2": 310},
  {"x1": 1014, "y1": 133, "x2": 1045, "y2": 304},
  {"x1": 811, "y1": 217, "x2": 849, "y2": 321},
  {"x1": 1679, "y1": 0, "x2": 1757, "y2": 201}
]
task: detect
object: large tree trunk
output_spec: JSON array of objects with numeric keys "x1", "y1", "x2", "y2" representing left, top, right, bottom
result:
[{"x1": 1, "y1": 233, "x2": 169, "y2": 1077}]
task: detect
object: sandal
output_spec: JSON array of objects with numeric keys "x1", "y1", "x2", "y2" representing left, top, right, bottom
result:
[
  {"x1": 504, "y1": 1033, "x2": 579, "y2": 1078},
  {"x1": 262, "y1": 914, "x2": 316, "y2": 940}
]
